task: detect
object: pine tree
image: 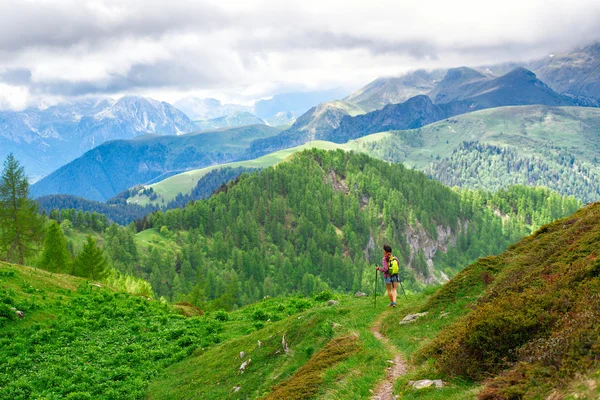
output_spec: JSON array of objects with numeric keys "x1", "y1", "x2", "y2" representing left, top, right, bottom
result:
[
  {"x1": 73, "y1": 235, "x2": 107, "y2": 280},
  {"x1": 0, "y1": 154, "x2": 43, "y2": 264},
  {"x1": 39, "y1": 220, "x2": 70, "y2": 273}
]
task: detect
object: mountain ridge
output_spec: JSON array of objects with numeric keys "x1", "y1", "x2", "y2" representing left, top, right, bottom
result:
[
  {"x1": 0, "y1": 96, "x2": 199, "y2": 180},
  {"x1": 321, "y1": 67, "x2": 577, "y2": 143},
  {"x1": 30, "y1": 124, "x2": 283, "y2": 201}
]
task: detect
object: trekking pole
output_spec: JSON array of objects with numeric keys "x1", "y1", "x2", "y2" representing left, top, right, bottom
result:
[
  {"x1": 374, "y1": 267, "x2": 377, "y2": 308},
  {"x1": 398, "y1": 280, "x2": 408, "y2": 300}
]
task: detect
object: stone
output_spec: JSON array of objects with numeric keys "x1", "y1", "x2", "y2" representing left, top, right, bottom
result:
[
  {"x1": 239, "y1": 359, "x2": 251, "y2": 373},
  {"x1": 326, "y1": 300, "x2": 339, "y2": 306},
  {"x1": 16, "y1": 311, "x2": 24, "y2": 319},
  {"x1": 399, "y1": 312, "x2": 428, "y2": 325},
  {"x1": 233, "y1": 386, "x2": 241, "y2": 392},
  {"x1": 355, "y1": 291, "x2": 368, "y2": 297},
  {"x1": 282, "y1": 334, "x2": 289, "y2": 353},
  {"x1": 408, "y1": 379, "x2": 444, "y2": 389},
  {"x1": 91, "y1": 283, "x2": 102, "y2": 288},
  {"x1": 240, "y1": 351, "x2": 245, "y2": 359}
]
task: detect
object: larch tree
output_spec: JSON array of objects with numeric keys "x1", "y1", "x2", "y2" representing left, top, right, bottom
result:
[
  {"x1": 0, "y1": 154, "x2": 44, "y2": 264},
  {"x1": 73, "y1": 235, "x2": 107, "y2": 281},
  {"x1": 39, "y1": 220, "x2": 71, "y2": 273}
]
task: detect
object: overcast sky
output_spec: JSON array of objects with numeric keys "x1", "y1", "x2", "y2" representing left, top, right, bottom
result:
[{"x1": 1, "y1": 0, "x2": 599, "y2": 109}]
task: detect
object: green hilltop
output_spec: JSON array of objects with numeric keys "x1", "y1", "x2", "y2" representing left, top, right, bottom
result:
[{"x1": 127, "y1": 140, "x2": 354, "y2": 206}]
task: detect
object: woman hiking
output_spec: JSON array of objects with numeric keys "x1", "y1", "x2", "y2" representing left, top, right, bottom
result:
[{"x1": 376, "y1": 244, "x2": 400, "y2": 307}]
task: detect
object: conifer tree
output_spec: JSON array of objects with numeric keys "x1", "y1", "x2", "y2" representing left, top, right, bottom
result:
[
  {"x1": 0, "y1": 154, "x2": 43, "y2": 264},
  {"x1": 73, "y1": 235, "x2": 107, "y2": 280},
  {"x1": 39, "y1": 220, "x2": 70, "y2": 273}
]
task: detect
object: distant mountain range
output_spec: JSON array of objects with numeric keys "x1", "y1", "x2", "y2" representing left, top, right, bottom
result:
[
  {"x1": 175, "y1": 88, "x2": 348, "y2": 128},
  {"x1": 31, "y1": 125, "x2": 283, "y2": 201},
  {"x1": 195, "y1": 112, "x2": 266, "y2": 130},
  {"x1": 344, "y1": 69, "x2": 446, "y2": 111},
  {"x1": 0, "y1": 96, "x2": 198, "y2": 180},
  {"x1": 252, "y1": 88, "x2": 348, "y2": 120},
  {"x1": 486, "y1": 42, "x2": 600, "y2": 104},
  {"x1": 251, "y1": 66, "x2": 579, "y2": 153},
  {"x1": 173, "y1": 97, "x2": 251, "y2": 120},
  {"x1": 251, "y1": 42, "x2": 600, "y2": 154}
]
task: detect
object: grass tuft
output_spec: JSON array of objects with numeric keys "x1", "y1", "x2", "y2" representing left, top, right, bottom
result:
[{"x1": 265, "y1": 335, "x2": 358, "y2": 400}]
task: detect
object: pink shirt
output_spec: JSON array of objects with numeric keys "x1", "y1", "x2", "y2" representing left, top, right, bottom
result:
[{"x1": 379, "y1": 256, "x2": 391, "y2": 278}]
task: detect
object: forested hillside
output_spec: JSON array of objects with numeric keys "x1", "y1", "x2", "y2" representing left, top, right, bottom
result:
[
  {"x1": 424, "y1": 142, "x2": 600, "y2": 202},
  {"x1": 31, "y1": 124, "x2": 282, "y2": 201},
  {"x1": 355, "y1": 105, "x2": 600, "y2": 202},
  {"x1": 37, "y1": 194, "x2": 158, "y2": 225},
  {"x1": 111, "y1": 150, "x2": 579, "y2": 307}
]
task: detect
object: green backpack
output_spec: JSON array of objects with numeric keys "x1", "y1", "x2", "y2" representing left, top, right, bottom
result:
[{"x1": 388, "y1": 255, "x2": 400, "y2": 275}]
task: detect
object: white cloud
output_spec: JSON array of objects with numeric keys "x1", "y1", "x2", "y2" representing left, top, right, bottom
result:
[
  {"x1": 0, "y1": 0, "x2": 599, "y2": 108},
  {"x1": 0, "y1": 84, "x2": 30, "y2": 110}
]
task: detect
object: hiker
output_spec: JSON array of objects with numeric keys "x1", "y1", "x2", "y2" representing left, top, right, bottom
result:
[{"x1": 376, "y1": 244, "x2": 400, "y2": 307}]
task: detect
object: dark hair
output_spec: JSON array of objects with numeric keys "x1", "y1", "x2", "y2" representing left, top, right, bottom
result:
[{"x1": 383, "y1": 244, "x2": 392, "y2": 253}]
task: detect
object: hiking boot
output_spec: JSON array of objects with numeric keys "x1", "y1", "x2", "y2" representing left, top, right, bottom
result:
[{"x1": 391, "y1": 302, "x2": 397, "y2": 307}]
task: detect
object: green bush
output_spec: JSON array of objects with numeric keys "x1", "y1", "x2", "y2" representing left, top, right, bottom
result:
[
  {"x1": 314, "y1": 290, "x2": 333, "y2": 302},
  {"x1": 211, "y1": 309, "x2": 229, "y2": 321},
  {"x1": 251, "y1": 308, "x2": 271, "y2": 321}
]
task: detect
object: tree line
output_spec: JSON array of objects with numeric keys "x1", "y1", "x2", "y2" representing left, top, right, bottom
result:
[
  {"x1": 0, "y1": 154, "x2": 148, "y2": 295},
  {"x1": 424, "y1": 141, "x2": 600, "y2": 203}
]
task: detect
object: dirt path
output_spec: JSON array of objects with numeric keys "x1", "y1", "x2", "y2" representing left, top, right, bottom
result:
[{"x1": 370, "y1": 314, "x2": 407, "y2": 400}]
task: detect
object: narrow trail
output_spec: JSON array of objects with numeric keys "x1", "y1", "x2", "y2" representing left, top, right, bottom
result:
[{"x1": 370, "y1": 312, "x2": 407, "y2": 400}]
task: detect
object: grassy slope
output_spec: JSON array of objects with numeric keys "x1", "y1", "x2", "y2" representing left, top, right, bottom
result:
[
  {"x1": 134, "y1": 228, "x2": 182, "y2": 261},
  {"x1": 149, "y1": 289, "x2": 486, "y2": 400},
  {"x1": 149, "y1": 295, "x2": 404, "y2": 400},
  {"x1": 353, "y1": 105, "x2": 600, "y2": 169},
  {"x1": 128, "y1": 141, "x2": 355, "y2": 206},
  {"x1": 381, "y1": 202, "x2": 600, "y2": 399},
  {"x1": 0, "y1": 263, "x2": 335, "y2": 399}
]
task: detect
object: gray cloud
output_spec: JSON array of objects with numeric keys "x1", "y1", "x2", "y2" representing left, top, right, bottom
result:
[
  {"x1": 0, "y1": 68, "x2": 32, "y2": 85},
  {"x1": 28, "y1": 61, "x2": 227, "y2": 96},
  {"x1": 0, "y1": 0, "x2": 600, "y2": 105},
  {"x1": 0, "y1": 1, "x2": 229, "y2": 53}
]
